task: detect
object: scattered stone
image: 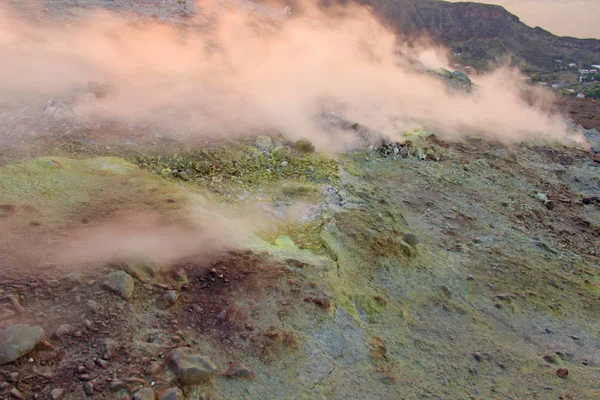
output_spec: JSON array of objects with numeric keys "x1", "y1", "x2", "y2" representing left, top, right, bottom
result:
[
  {"x1": 440, "y1": 285, "x2": 452, "y2": 298},
  {"x1": 50, "y1": 388, "x2": 65, "y2": 399},
  {"x1": 95, "y1": 358, "x2": 109, "y2": 368},
  {"x1": 33, "y1": 365, "x2": 54, "y2": 378},
  {"x1": 374, "y1": 295, "x2": 388, "y2": 305},
  {"x1": 46, "y1": 279, "x2": 60, "y2": 288},
  {"x1": 224, "y1": 362, "x2": 255, "y2": 379},
  {"x1": 0, "y1": 324, "x2": 45, "y2": 365},
  {"x1": 467, "y1": 275, "x2": 475, "y2": 281},
  {"x1": 87, "y1": 300, "x2": 101, "y2": 313},
  {"x1": 403, "y1": 233, "x2": 419, "y2": 247},
  {"x1": 112, "y1": 251, "x2": 162, "y2": 284},
  {"x1": 157, "y1": 388, "x2": 184, "y2": 400},
  {"x1": 304, "y1": 296, "x2": 332, "y2": 310},
  {"x1": 556, "y1": 368, "x2": 569, "y2": 378},
  {"x1": 472, "y1": 352, "x2": 482, "y2": 362},
  {"x1": 102, "y1": 338, "x2": 118, "y2": 359},
  {"x1": 216, "y1": 310, "x2": 227, "y2": 323},
  {"x1": 133, "y1": 388, "x2": 156, "y2": 400},
  {"x1": 83, "y1": 381, "x2": 94, "y2": 395},
  {"x1": 285, "y1": 258, "x2": 307, "y2": 268},
  {"x1": 102, "y1": 270, "x2": 134, "y2": 300},
  {"x1": 145, "y1": 361, "x2": 164, "y2": 375},
  {"x1": 54, "y1": 324, "x2": 74, "y2": 338},
  {"x1": 168, "y1": 347, "x2": 217, "y2": 385},
  {"x1": 109, "y1": 381, "x2": 126, "y2": 392},
  {"x1": 381, "y1": 376, "x2": 396, "y2": 385},
  {"x1": 9, "y1": 387, "x2": 24, "y2": 399},
  {"x1": 172, "y1": 269, "x2": 188, "y2": 283},
  {"x1": 543, "y1": 354, "x2": 557, "y2": 364},
  {"x1": 157, "y1": 290, "x2": 179, "y2": 309},
  {"x1": 255, "y1": 135, "x2": 272, "y2": 149},
  {"x1": 292, "y1": 138, "x2": 315, "y2": 153}
]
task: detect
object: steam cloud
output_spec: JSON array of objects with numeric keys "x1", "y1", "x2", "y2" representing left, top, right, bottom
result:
[{"x1": 0, "y1": 0, "x2": 583, "y2": 150}]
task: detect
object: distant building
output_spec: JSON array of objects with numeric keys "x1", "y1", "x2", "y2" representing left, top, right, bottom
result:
[
  {"x1": 566, "y1": 89, "x2": 576, "y2": 93},
  {"x1": 591, "y1": 69, "x2": 598, "y2": 74},
  {"x1": 580, "y1": 69, "x2": 590, "y2": 75},
  {"x1": 577, "y1": 93, "x2": 586, "y2": 98},
  {"x1": 592, "y1": 65, "x2": 600, "y2": 69},
  {"x1": 568, "y1": 63, "x2": 577, "y2": 67}
]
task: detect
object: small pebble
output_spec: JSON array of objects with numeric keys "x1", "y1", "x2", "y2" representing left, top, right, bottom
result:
[
  {"x1": 556, "y1": 368, "x2": 569, "y2": 378},
  {"x1": 83, "y1": 382, "x2": 93, "y2": 395}
]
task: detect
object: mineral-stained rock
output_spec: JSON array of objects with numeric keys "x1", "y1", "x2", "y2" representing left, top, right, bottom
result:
[
  {"x1": 224, "y1": 362, "x2": 255, "y2": 379},
  {"x1": 168, "y1": 347, "x2": 216, "y2": 385},
  {"x1": 102, "y1": 270, "x2": 134, "y2": 300},
  {"x1": 0, "y1": 324, "x2": 45, "y2": 365},
  {"x1": 157, "y1": 388, "x2": 184, "y2": 400}
]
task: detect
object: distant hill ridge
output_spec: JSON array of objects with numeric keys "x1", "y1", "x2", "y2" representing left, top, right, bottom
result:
[{"x1": 326, "y1": 0, "x2": 600, "y2": 71}]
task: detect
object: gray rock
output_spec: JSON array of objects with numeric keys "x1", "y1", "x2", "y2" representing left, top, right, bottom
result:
[
  {"x1": 168, "y1": 347, "x2": 216, "y2": 385},
  {"x1": 65, "y1": 272, "x2": 84, "y2": 285},
  {"x1": 157, "y1": 290, "x2": 179, "y2": 309},
  {"x1": 102, "y1": 270, "x2": 134, "y2": 300},
  {"x1": 50, "y1": 388, "x2": 65, "y2": 399},
  {"x1": 109, "y1": 380, "x2": 126, "y2": 392},
  {"x1": 403, "y1": 233, "x2": 419, "y2": 247},
  {"x1": 0, "y1": 324, "x2": 45, "y2": 365},
  {"x1": 255, "y1": 135, "x2": 272, "y2": 149},
  {"x1": 102, "y1": 338, "x2": 118, "y2": 359},
  {"x1": 133, "y1": 388, "x2": 156, "y2": 400},
  {"x1": 87, "y1": 300, "x2": 102, "y2": 313},
  {"x1": 54, "y1": 324, "x2": 74, "y2": 338},
  {"x1": 224, "y1": 362, "x2": 255, "y2": 379},
  {"x1": 83, "y1": 381, "x2": 93, "y2": 395},
  {"x1": 9, "y1": 388, "x2": 24, "y2": 399},
  {"x1": 111, "y1": 250, "x2": 161, "y2": 284},
  {"x1": 157, "y1": 388, "x2": 184, "y2": 400}
]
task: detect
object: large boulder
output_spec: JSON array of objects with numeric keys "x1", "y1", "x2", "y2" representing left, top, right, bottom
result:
[
  {"x1": 0, "y1": 324, "x2": 45, "y2": 365},
  {"x1": 168, "y1": 347, "x2": 216, "y2": 385}
]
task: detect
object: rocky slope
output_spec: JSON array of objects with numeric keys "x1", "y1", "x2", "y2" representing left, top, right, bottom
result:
[
  {"x1": 0, "y1": 2, "x2": 599, "y2": 400},
  {"x1": 350, "y1": 0, "x2": 600, "y2": 70}
]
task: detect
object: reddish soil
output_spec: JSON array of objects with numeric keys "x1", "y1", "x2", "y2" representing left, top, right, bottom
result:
[
  {"x1": 555, "y1": 97, "x2": 600, "y2": 131},
  {"x1": 0, "y1": 250, "x2": 312, "y2": 399}
]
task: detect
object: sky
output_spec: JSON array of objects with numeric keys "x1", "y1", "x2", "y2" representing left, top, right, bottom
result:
[{"x1": 447, "y1": 0, "x2": 599, "y2": 39}]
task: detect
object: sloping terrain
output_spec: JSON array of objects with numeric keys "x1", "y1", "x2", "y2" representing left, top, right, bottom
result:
[
  {"x1": 1, "y1": 125, "x2": 599, "y2": 399},
  {"x1": 351, "y1": 0, "x2": 600, "y2": 70},
  {"x1": 0, "y1": 1, "x2": 599, "y2": 400}
]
